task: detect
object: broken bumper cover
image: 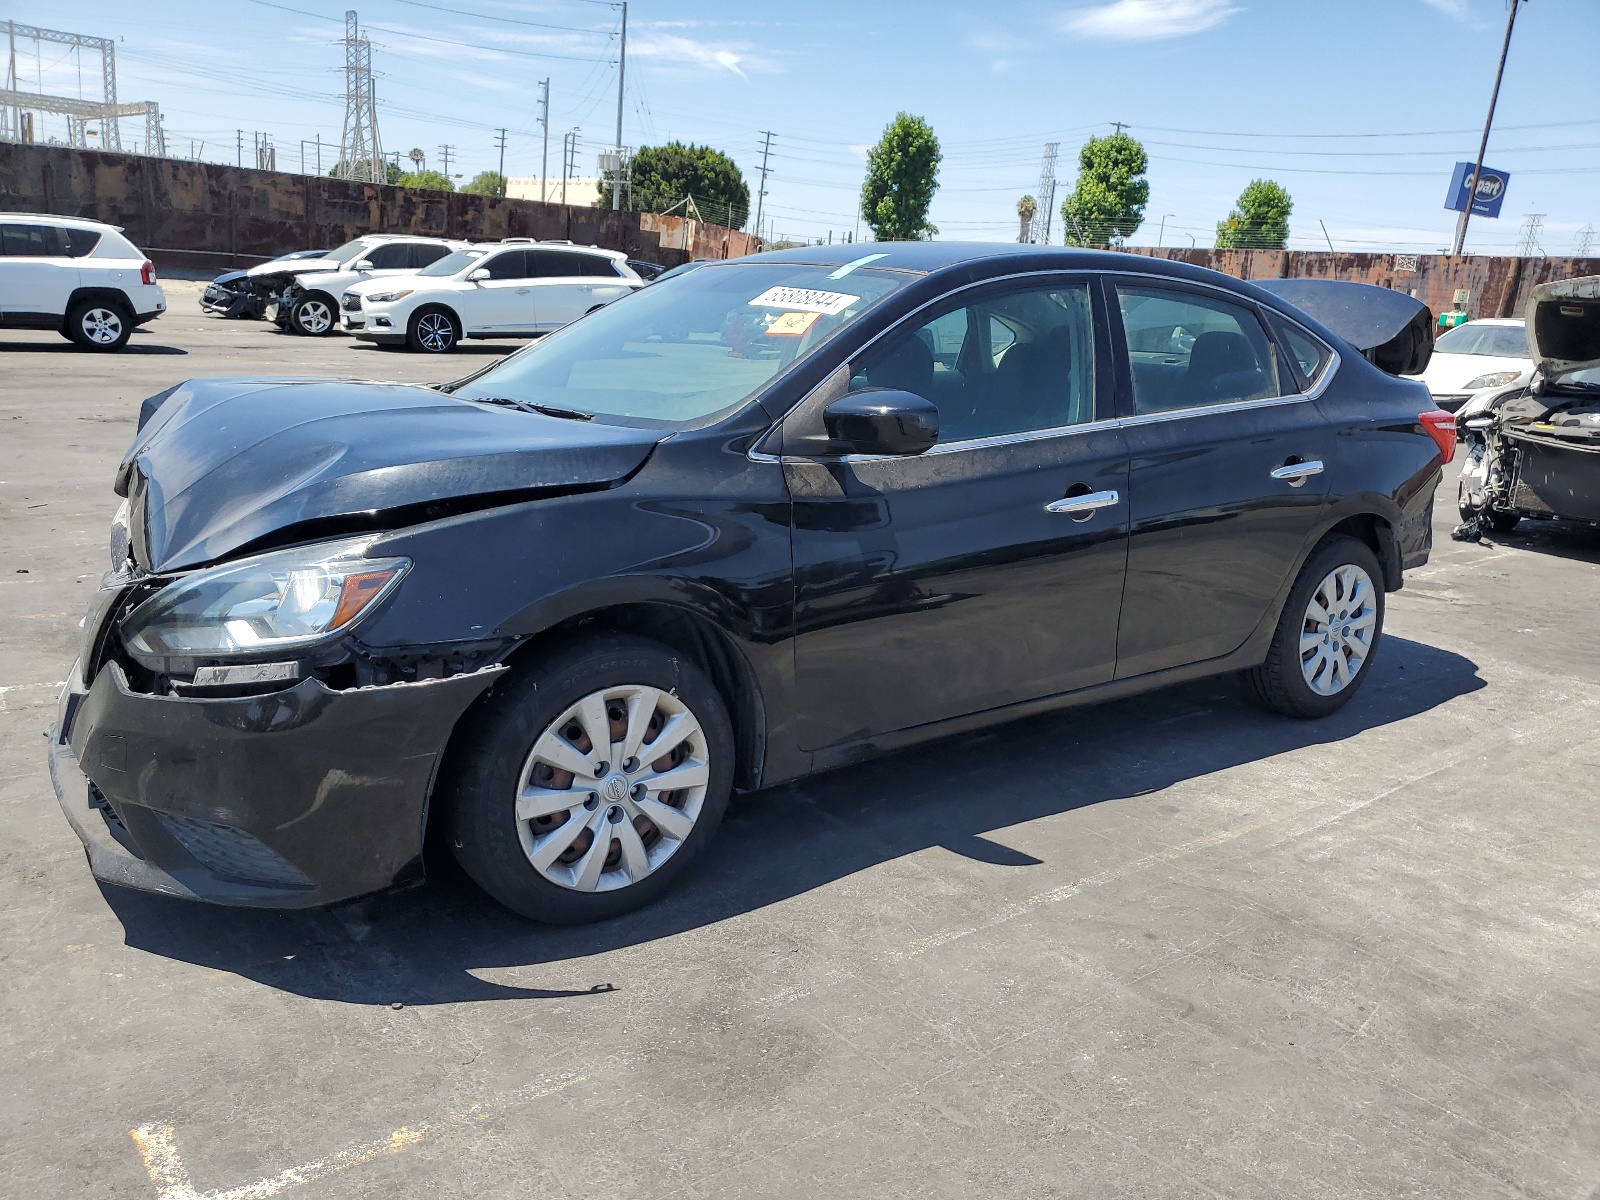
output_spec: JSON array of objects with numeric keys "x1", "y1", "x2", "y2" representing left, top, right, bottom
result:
[{"x1": 49, "y1": 661, "x2": 502, "y2": 908}]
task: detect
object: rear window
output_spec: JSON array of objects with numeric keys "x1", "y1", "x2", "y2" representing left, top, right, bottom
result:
[
  {"x1": 1435, "y1": 322, "x2": 1529, "y2": 358},
  {"x1": 60, "y1": 227, "x2": 103, "y2": 257}
]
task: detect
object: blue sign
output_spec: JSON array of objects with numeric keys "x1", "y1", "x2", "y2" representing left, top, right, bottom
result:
[{"x1": 1445, "y1": 161, "x2": 1511, "y2": 218}]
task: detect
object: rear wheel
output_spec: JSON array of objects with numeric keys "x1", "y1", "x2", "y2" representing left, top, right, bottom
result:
[
  {"x1": 443, "y1": 634, "x2": 735, "y2": 923},
  {"x1": 1246, "y1": 535, "x2": 1384, "y2": 718},
  {"x1": 290, "y1": 293, "x2": 337, "y2": 336},
  {"x1": 65, "y1": 299, "x2": 132, "y2": 351},
  {"x1": 407, "y1": 306, "x2": 460, "y2": 353}
]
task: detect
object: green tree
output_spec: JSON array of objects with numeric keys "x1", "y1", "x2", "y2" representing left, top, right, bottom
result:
[
  {"x1": 603, "y1": 142, "x2": 750, "y2": 228},
  {"x1": 1017, "y1": 194, "x2": 1037, "y2": 242},
  {"x1": 328, "y1": 159, "x2": 403, "y2": 184},
  {"x1": 1060, "y1": 132, "x2": 1149, "y2": 246},
  {"x1": 1215, "y1": 179, "x2": 1292, "y2": 249},
  {"x1": 860, "y1": 113, "x2": 942, "y2": 241},
  {"x1": 462, "y1": 170, "x2": 505, "y2": 196},
  {"x1": 395, "y1": 169, "x2": 454, "y2": 192}
]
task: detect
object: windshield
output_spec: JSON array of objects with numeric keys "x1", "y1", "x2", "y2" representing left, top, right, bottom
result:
[
  {"x1": 453, "y1": 262, "x2": 911, "y2": 425},
  {"x1": 420, "y1": 248, "x2": 488, "y2": 277},
  {"x1": 323, "y1": 239, "x2": 377, "y2": 266},
  {"x1": 1436, "y1": 322, "x2": 1529, "y2": 358}
]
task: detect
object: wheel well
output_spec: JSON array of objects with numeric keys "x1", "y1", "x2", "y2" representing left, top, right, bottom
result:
[
  {"x1": 410, "y1": 303, "x2": 461, "y2": 330},
  {"x1": 1322, "y1": 513, "x2": 1402, "y2": 591},
  {"x1": 66, "y1": 287, "x2": 132, "y2": 318},
  {"x1": 499, "y1": 603, "x2": 766, "y2": 791}
]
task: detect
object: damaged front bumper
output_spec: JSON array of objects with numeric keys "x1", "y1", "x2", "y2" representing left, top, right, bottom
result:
[{"x1": 50, "y1": 659, "x2": 502, "y2": 908}]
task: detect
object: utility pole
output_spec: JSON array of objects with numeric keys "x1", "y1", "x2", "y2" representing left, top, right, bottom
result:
[
  {"x1": 237, "y1": 128, "x2": 242, "y2": 167},
  {"x1": 1452, "y1": 0, "x2": 1524, "y2": 257},
  {"x1": 612, "y1": 1, "x2": 627, "y2": 210},
  {"x1": 562, "y1": 128, "x2": 579, "y2": 206},
  {"x1": 753, "y1": 130, "x2": 774, "y2": 237},
  {"x1": 495, "y1": 127, "x2": 507, "y2": 195},
  {"x1": 315, "y1": 133, "x2": 321, "y2": 175},
  {"x1": 538, "y1": 78, "x2": 550, "y2": 203},
  {"x1": 438, "y1": 144, "x2": 455, "y2": 179}
]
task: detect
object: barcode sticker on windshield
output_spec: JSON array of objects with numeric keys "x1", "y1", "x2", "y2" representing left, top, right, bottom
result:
[{"x1": 748, "y1": 286, "x2": 859, "y2": 315}]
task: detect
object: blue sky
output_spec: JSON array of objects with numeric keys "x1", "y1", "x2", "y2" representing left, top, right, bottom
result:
[{"x1": 9, "y1": 0, "x2": 1599, "y2": 253}]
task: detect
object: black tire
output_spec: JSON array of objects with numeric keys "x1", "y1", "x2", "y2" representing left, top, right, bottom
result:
[
  {"x1": 407, "y1": 306, "x2": 461, "y2": 353},
  {"x1": 441, "y1": 634, "x2": 735, "y2": 923},
  {"x1": 65, "y1": 299, "x2": 133, "y2": 351},
  {"x1": 1482, "y1": 510, "x2": 1521, "y2": 533},
  {"x1": 1245, "y1": 535, "x2": 1386, "y2": 719},
  {"x1": 289, "y1": 293, "x2": 338, "y2": 336}
]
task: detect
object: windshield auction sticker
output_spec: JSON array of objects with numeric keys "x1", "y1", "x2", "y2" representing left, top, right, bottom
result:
[
  {"x1": 764, "y1": 311, "x2": 821, "y2": 337},
  {"x1": 748, "y1": 286, "x2": 859, "y2": 316}
]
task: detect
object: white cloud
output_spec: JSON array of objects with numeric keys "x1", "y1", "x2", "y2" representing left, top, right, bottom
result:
[
  {"x1": 629, "y1": 33, "x2": 764, "y2": 78},
  {"x1": 1420, "y1": 0, "x2": 1473, "y2": 21},
  {"x1": 1062, "y1": 0, "x2": 1240, "y2": 40}
]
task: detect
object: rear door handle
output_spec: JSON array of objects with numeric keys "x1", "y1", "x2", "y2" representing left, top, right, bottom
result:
[
  {"x1": 1046, "y1": 489, "x2": 1120, "y2": 518},
  {"x1": 1271, "y1": 459, "x2": 1324, "y2": 486}
]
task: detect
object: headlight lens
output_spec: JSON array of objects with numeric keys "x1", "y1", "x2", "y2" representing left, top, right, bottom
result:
[
  {"x1": 120, "y1": 538, "x2": 409, "y2": 661},
  {"x1": 365, "y1": 289, "x2": 413, "y2": 304},
  {"x1": 1462, "y1": 370, "x2": 1520, "y2": 390},
  {"x1": 109, "y1": 498, "x2": 131, "y2": 572}
]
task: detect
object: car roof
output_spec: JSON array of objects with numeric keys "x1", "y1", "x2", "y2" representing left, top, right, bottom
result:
[
  {"x1": 476, "y1": 241, "x2": 627, "y2": 259},
  {"x1": 0, "y1": 212, "x2": 116, "y2": 229}
]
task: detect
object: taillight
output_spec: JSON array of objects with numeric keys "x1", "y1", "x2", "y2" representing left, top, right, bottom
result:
[
  {"x1": 140, "y1": 260, "x2": 156, "y2": 285},
  {"x1": 1419, "y1": 409, "x2": 1457, "y2": 465}
]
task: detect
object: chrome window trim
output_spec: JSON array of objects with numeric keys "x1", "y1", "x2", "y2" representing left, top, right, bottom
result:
[{"x1": 747, "y1": 266, "x2": 1342, "y2": 465}]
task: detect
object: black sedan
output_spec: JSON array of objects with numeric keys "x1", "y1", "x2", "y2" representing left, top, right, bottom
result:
[{"x1": 51, "y1": 244, "x2": 1456, "y2": 923}]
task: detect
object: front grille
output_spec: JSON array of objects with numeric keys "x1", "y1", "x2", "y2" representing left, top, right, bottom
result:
[
  {"x1": 155, "y1": 812, "x2": 313, "y2": 888},
  {"x1": 341, "y1": 292, "x2": 362, "y2": 311}
]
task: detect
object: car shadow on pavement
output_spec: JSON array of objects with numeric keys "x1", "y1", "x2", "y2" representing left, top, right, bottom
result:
[
  {"x1": 104, "y1": 634, "x2": 1485, "y2": 1006},
  {"x1": 1483, "y1": 520, "x2": 1600, "y2": 565},
  {"x1": 0, "y1": 340, "x2": 188, "y2": 355}
]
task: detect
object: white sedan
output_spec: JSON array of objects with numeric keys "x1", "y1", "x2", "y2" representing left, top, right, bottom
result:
[
  {"x1": 1410, "y1": 318, "x2": 1532, "y2": 412},
  {"x1": 342, "y1": 241, "x2": 644, "y2": 352}
]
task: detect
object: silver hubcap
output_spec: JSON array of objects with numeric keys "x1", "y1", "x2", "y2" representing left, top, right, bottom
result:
[
  {"x1": 514, "y1": 685, "x2": 710, "y2": 892},
  {"x1": 297, "y1": 300, "x2": 332, "y2": 333},
  {"x1": 416, "y1": 312, "x2": 454, "y2": 351},
  {"x1": 1300, "y1": 563, "x2": 1377, "y2": 696},
  {"x1": 81, "y1": 307, "x2": 123, "y2": 344}
]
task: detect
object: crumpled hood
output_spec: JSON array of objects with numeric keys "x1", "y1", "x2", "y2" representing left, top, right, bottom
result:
[
  {"x1": 247, "y1": 256, "x2": 338, "y2": 279},
  {"x1": 119, "y1": 378, "x2": 663, "y2": 572},
  {"x1": 1527, "y1": 275, "x2": 1600, "y2": 385}
]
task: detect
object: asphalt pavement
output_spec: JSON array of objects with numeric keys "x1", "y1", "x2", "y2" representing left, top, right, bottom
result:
[{"x1": 2, "y1": 282, "x2": 1597, "y2": 1199}]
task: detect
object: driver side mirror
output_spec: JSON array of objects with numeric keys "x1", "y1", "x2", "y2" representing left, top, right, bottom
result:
[
  {"x1": 821, "y1": 390, "x2": 939, "y2": 456},
  {"x1": 351, "y1": 259, "x2": 375, "y2": 271},
  {"x1": 467, "y1": 268, "x2": 490, "y2": 282}
]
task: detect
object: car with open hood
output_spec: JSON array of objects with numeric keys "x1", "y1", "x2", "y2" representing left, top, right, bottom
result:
[
  {"x1": 260, "y1": 235, "x2": 469, "y2": 336},
  {"x1": 50, "y1": 245, "x2": 1454, "y2": 924},
  {"x1": 199, "y1": 250, "x2": 329, "y2": 319},
  {"x1": 1455, "y1": 276, "x2": 1600, "y2": 536}
]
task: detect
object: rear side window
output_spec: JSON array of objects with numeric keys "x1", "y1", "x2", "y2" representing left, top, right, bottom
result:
[
  {"x1": 59, "y1": 227, "x2": 103, "y2": 257},
  {"x1": 1268, "y1": 314, "x2": 1333, "y2": 391},
  {"x1": 0, "y1": 224, "x2": 63, "y2": 256},
  {"x1": 528, "y1": 250, "x2": 584, "y2": 277},
  {"x1": 363, "y1": 243, "x2": 414, "y2": 269},
  {"x1": 575, "y1": 255, "x2": 623, "y2": 278},
  {"x1": 408, "y1": 243, "x2": 450, "y2": 269},
  {"x1": 1114, "y1": 284, "x2": 1282, "y2": 414}
]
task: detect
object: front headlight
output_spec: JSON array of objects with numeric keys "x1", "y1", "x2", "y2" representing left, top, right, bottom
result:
[
  {"x1": 120, "y1": 538, "x2": 410, "y2": 662},
  {"x1": 1462, "y1": 370, "x2": 1520, "y2": 390},
  {"x1": 365, "y1": 289, "x2": 413, "y2": 304}
]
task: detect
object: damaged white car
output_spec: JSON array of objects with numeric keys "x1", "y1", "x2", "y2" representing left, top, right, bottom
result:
[{"x1": 1456, "y1": 277, "x2": 1600, "y2": 537}]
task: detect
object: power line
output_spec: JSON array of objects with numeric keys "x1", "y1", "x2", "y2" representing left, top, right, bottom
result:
[{"x1": 382, "y1": 0, "x2": 614, "y2": 34}]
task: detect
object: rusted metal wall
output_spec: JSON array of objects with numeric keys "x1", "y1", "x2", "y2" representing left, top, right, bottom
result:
[
  {"x1": 638, "y1": 212, "x2": 761, "y2": 260},
  {"x1": 0, "y1": 143, "x2": 761, "y2": 271},
  {"x1": 1124, "y1": 247, "x2": 1600, "y2": 322}
]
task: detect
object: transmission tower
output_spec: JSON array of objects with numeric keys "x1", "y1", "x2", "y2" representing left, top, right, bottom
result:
[
  {"x1": 1028, "y1": 142, "x2": 1059, "y2": 244},
  {"x1": 1576, "y1": 224, "x2": 1595, "y2": 257},
  {"x1": 1515, "y1": 213, "x2": 1544, "y2": 257},
  {"x1": 336, "y1": 10, "x2": 383, "y2": 183}
]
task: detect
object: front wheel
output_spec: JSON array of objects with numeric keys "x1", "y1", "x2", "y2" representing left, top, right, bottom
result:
[
  {"x1": 65, "y1": 300, "x2": 132, "y2": 351},
  {"x1": 442, "y1": 635, "x2": 735, "y2": 923},
  {"x1": 1246, "y1": 535, "x2": 1385, "y2": 719},
  {"x1": 290, "y1": 293, "x2": 337, "y2": 336},
  {"x1": 407, "y1": 306, "x2": 460, "y2": 353}
]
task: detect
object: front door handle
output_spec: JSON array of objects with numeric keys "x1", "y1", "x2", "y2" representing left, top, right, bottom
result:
[
  {"x1": 1045, "y1": 489, "x2": 1120, "y2": 518},
  {"x1": 1270, "y1": 459, "x2": 1325, "y2": 487}
]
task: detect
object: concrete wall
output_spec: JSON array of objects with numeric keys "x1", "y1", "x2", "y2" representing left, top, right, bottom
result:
[
  {"x1": 0, "y1": 143, "x2": 760, "y2": 273},
  {"x1": 1123, "y1": 247, "x2": 1600, "y2": 323}
]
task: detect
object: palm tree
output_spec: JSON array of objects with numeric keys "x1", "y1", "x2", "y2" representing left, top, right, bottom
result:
[
  {"x1": 407, "y1": 148, "x2": 426, "y2": 172},
  {"x1": 1017, "y1": 195, "x2": 1037, "y2": 243}
]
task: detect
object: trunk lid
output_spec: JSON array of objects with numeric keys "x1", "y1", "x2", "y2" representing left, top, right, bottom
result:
[
  {"x1": 1255, "y1": 278, "x2": 1435, "y2": 376},
  {"x1": 120, "y1": 378, "x2": 662, "y2": 572}
]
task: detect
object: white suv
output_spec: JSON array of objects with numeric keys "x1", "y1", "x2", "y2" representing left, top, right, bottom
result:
[
  {"x1": 269, "y1": 234, "x2": 469, "y2": 336},
  {"x1": 0, "y1": 213, "x2": 166, "y2": 351},
  {"x1": 342, "y1": 240, "x2": 643, "y2": 352}
]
